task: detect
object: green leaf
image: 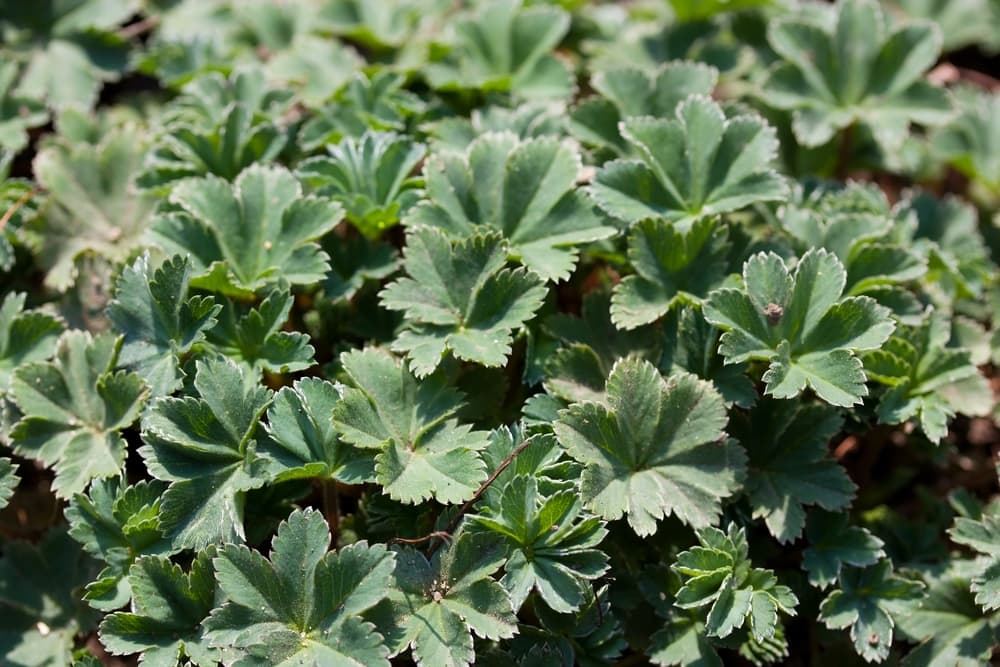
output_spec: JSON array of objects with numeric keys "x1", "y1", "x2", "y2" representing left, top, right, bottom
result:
[
  {"x1": 158, "y1": 67, "x2": 293, "y2": 129},
  {"x1": 298, "y1": 131, "x2": 425, "y2": 239},
  {"x1": 897, "y1": 572, "x2": 999, "y2": 667},
  {"x1": 107, "y1": 253, "x2": 220, "y2": 397},
  {"x1": 762, "y1": 0, "x2": 952, "y2": 149},
  {"x1": 802, "y1": 511, "x2": 885, "y2": 590},
  {"x1": 406, "y1": 134, "x2": 617, "y2": 282},
  {"x1": 0, "y1": 62, "x2": 48, "y2": 152},
  {"x1": 0, "y1": 456, "x2": 17, "y2": 510},
  {"x1": 779, "y1": 187, "x2": 927, "y2": 299},
  {"x1": 139, "y1": 357, "x2": 273, "y2": 549},
  {"x1": 591, "y1": 96, "x2": 787, "y2": 225},
  {"x1": 672, "y1": 523, "x2": 798, "y2": 642},
  {"x1": 428, "y1": 103, "x2": 565, "y2": 153},
  {"x1": 660, "y1": 305, "x2": 756, "y2": 409},
  {"x1": 30, "y1": 127, "x2": 155, "y2": 291},
  {"x1": 543, "y1": 289, "x2": 661, "y2": 404},
  {"x1": 570, "y1": 61, "x2": 718, "y2": 155},
  {"x1": 703, "y1": 248, "x2": 895, "y2": 406},
  {"x1": 138, "y1": 103, "x2": 287, "y2": 193},
  {"x1": 153, "y1": 164, "x2": 343, "y2": 295},
  {"x1": 469, "y1": 474, "x2": 609, "y2": 613},
  {"x1": 865, "y1": 312, "x2": 986, "y2": 443},
  {"x1": 898, "y1": 189, "x2": 995, "y2": 302},
  {"x1": 298, "y1": 71, "x2": 426, "y2": 152},
  {"x1": 379, "y1": 532, "x2": 517, "y2": 667},
  {"x1": 819, "y1": 560, "x2": 925, "y2": 662},
  {"x1": 648, "y1": 614, "x2": 721, "y2": 667},
  {"x1": 423, "y1": 0, "x2": 573, "y2": 100},
  {"x1": 730, "y1": 399, "x2": 855, "y2": 543},
  {"x1": 320, "y1": 232, "x2": 400, "y2": 302},
  {"x1": 99, "y1": 550, "x2": 220, "y2": 667},
  {"x1": 10, "y1": 331, "x2": 148, "y2": 498},
  {"x1": 950, "y1": 507, "x2": 1000, "y2": 612},
  {"x1": 553, "y1": 357, "x2": 745, "y2": 535},
  {"x1": 2, "y1": 0, "x2": 132, "y2": 110},
  {"x1": 895, "y1": 0, "x2": 999, "y2": 52},
  {"x1": 931, "y1": 86, "x2": 999, "y2": 201},
  {"x1": 0, "y1": 158, "x2": 41, "y2": 271},
  {"x1": 380, "y1": 228, "x2": 547, "y2": 376},
  {"x1": 320, "y1": 0, "x2": 427, "y2": 50},
  {"x1": 611, "y1": 217, "x2": 731, "y2": 330},
  {"x1": 204, "y1": 509, "x2": 395, "y2": 666},
  {"x1": 0, "y1": 528, "x2": 99, "y2": 667},
  {"x1": 66, "y1": 476, "x2": 174, "y2": 611},
  {"x1": 264, "y1": 34, "x2": 363, "y2": 106},
  {"x1": 204, "y1": 284, "x2": 315, "y2": 380},
  {"x1": 333, "y1": 348, "x2": 490, "y2": 504},
  {"x1": 261, "y1": 377, "x2": 375, "y2": 485},
  {"x1": 0, "y1": 291, "x2": 63, "y2": 390}
]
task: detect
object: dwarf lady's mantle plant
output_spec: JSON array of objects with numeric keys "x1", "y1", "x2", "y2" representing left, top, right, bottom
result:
[{"x1": 0, "y1": 0, "x2": 998, "y2": 665}]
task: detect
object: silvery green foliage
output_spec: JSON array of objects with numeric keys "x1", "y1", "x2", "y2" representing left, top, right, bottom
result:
[
  {"x1": 761, "y1": 0, "x2": 953, "y2": 149},
  {"x1": 1, "y1": 2, "x2": 998, "y2": 666}
]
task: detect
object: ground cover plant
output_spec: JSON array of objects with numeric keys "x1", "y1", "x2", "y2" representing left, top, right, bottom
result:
[{"x1": 1, "y1": 0, "x2": 1000, "y2": 664}]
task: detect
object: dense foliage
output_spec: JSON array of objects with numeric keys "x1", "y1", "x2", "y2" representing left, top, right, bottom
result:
[{"x1": 1, "y1": 0, "x2": 999, "y2": 665}]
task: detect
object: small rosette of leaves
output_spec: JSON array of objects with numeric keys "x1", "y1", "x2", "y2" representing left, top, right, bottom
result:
[
  {"x1": 204, "y1": 509, "x2": 396, "y2": 666},
  {"x1": 138, "y1": 103, "x2": 287, "y2": 193},
  {"x1": 139, "y1": 357, "x2": 272, "y2": 549},
  {"x1": 780, "y1": 186, "x2": 927, "y2": 314},
  {"x1": 107, "y1": 254, "x2": 220, "y2": 397},
  {"x1": 376, "y1": 532, "x2": 518, "y2": 667},
  {"x1": 9, "y1": 331, "x2": 148, "y2": 498},
  {"x1": 761, "y1": 0, "x2": 952, "y2": 148},
  {"x1": 380, "y1": 228, "x2": 547, "y2": 376},
  {"x1": 406, "y1": 133, "x2": 617, "y2": 282},
  {"x1": 570, "y1": 61, "x2": 718, "y2": 155},
  {"x1": 591, "y1": 95, "x2": 787, "y2": 225},
  {"x1": 553, "y1": 357, "x2": 746, "y2": 536},
  {"x1": 610, "y1": 216, "x2": 731, "y2": 330},
  {"x1": 152, "y1": 164, "x2": 343, "y2": 296},
  {"x1": 66, "y1": 476, "x2": 174, "y2": 611},
  {"x1": 864, "y1": 311, "x2": 989, "y2": 443},
  {"x1": 469, "y1": 474, "x2": 609, "y2": 613},
  {"x1": 297, "y1": 130, "x2": 425, "y2": 239},
  {"x1": 260, "y1": 376, "x2": 375, "y2": 485},
  {"x1": 672, "y1": 523, "x2": 799, "y2": 643},
  {"x1": 203, "y1": 284, "x2": 315, "y2": 380},
  {"x1": 99, "y1": 550, "x2": 219, "y2": 667},
  {"x1": 704, "y1": 248, "x2": 895, "y2": 406},
  {"x1": 423, "y1": 0, "x2": 573, "y2": 100},
  {"x1": 332, "y1": 347, "x2": 490, "y2": 504}
]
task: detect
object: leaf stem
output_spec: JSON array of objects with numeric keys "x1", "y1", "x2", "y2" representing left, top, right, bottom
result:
[
  {"x1": 321, "y1": 478, "x2": 340, "y2": 537},
  {"x1": 402, "y1": 436, "x2": 533, "y2": 556},
  {"x1": 117, "y1": 15, "x2": 161, "y2": 41},
  {"x1": 0, "y1": 188, "x2": 39, "y2": 234},
  {"x1": 835, "y1": 122, "x2": 855, "y2": 180}
]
